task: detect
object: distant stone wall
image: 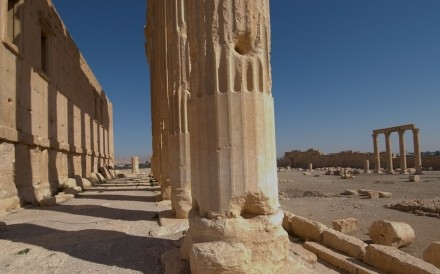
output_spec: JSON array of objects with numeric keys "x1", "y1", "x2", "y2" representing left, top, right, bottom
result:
[
  {"x1": 0, "y1": 0, "x2": 114, "y2": 210},
  {"x1": 278, "y1": 149, "x2": 440, "y2": 170}
]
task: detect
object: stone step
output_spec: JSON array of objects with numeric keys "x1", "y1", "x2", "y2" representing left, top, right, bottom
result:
[{"x1": 304, "y1": 241, "x2": 381, "y2": 274}]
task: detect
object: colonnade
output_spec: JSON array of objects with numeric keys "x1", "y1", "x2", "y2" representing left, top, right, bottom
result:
[
  {"x1": 145, "y1": 1, "x2": 289, "y2": 272},
  {"x1": 372, "y1": 124, "x2": 422, "y2": 175}
]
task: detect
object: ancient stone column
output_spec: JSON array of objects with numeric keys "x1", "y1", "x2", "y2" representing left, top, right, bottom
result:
[
  {"x1": 308, "y1": 163, "x2": 313, "y2": 171},
  {"x1": 385, "y1": 132, "x2": 393, "y2": 174},
  {"x1": 398, "y1": 131, "x2": 408, "y2": 174},
  {"x1": 182, "y1": 0, "x2": 289, "y2": 272},
  {"x1": 131, "y1": 157, "x2": 139, "y2": 174},
  {"x1": 165, "y1": 0, "x2": 192, "y2": 219},
  {"x1": 145, "y1": 0, "x2": 171, "y2": 200},
  {"x1": 364, "y1": 159, "x2": 371, "y2": 173},
  {"x1": 413, "y1": 128, "x2": 422, "y2": 175},
  {"x1": 372, "y1": 134, "x2": 381, "y2": 173}
]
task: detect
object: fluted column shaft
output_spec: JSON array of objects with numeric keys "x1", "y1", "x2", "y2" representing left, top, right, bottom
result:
[
  {"x1": 398, "y1": 131, "x2": 408, "y2": 174},
  {"x1": 385, "y1": 132, "x2": 393, "y2": 174},
  {"x1": 372, "y1": 134, "x2": 381, "y2": 173},
  {"x1": 413, "y1": 128, "x2": 422, "y2": 174}
]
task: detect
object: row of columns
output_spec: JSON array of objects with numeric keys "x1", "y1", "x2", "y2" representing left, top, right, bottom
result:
[
  {"x1": 372, "y1": 128, "x2": 422, "y2": 175},
  {"x1": 145, "y1": 1, "x2": 289, "y2": 272}
]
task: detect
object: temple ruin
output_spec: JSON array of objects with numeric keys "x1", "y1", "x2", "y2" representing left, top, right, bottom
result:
[
  {"x1": 146, "y1": 0, "x2": 289, "y2": 272},
  {"x1": 0, "y1": 0, "x2": 114, "y2": 211},
  {"x1": 373, "y1": 124, "x2": 422, "y2": 175}
]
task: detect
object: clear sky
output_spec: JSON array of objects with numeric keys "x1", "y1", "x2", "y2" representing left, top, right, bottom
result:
[{"x1": 52, "y1": 0, "x2": 440, "y2": 160}]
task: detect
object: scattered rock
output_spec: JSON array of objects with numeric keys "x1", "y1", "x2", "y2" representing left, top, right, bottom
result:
[
  {"x1": 409, "y1": 175, "x2": 421, "y2": 182},
  {"x1": 369, "y1": 220, "x2": 415, "y2": 248},
  {"x1": 303, "y1": 172, "x2": 311, "y2": 176},
  {"x1": 366, "y1": 191, "x2": 379, "y2": 199},
  {"x1": 341, "y1": 189, "x2": 358, "y2": 195},
  {"x1": 332, "y1": 217, "x2": 359, "y2": 234},
  {"x1": 60, "y1": 178, "x2": 78, "y2": 189},
  {"x1": 63, "y1": 186, "x2": 82, "y2": 196},
  {"x1": 379, "y1": 191, "x2": 392, "y2": 198}
]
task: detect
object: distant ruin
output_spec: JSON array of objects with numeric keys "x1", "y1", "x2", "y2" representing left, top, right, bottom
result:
[
  {"x1": 0, "y1": 0, "x2": 114, "y2": 211},
  {"x1": 278, "y1": 149, "x2": 440, "y2": 171}
]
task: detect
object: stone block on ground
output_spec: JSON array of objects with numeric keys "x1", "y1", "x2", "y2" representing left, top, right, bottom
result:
[
  {"x1": 423, "y1": 241, "x2": 440, "y2": 269},
  {"x1": 290, "y1": 215, "x2": 328, "y2": 243},
  {"x1": 190, "y1": 241, "x2": 251, "y2": 274},
  {"x1": 289, "y1": 241, "x2": 317, "y2": 264},
  {"x1": 89, "y1": 172, "x2": 105, "y2": 184},
  {"x1": 60, "y1": 178, "x2": 78, "y2": 189},
  {"x1": 39, "y1": 197, "x2": 57, "y2": 206},
  {"x1": 409, "y1": 175, "x2": 421, "y2": 182},
  {"x1": 332, "y1": 217, "x2": 359, "y2": 234},
  {"x1": 378, "y1": 191, "x2": 392, "y2": 198},
  {"x1": 342, "y1": 189, "x2": 358, "y2": 195},
  {"x1": 63, "y1": 187, "x2": 82, "y2": 196},
  {"x1": 304, "y1": 241, "x2": 380, "y2": 274},
  {"x1": 98, "y1": 166, "x2": 112, "y2": 179},
  {"x1": 366, "y1": 191, "x2": 379, "y2": 199},
  {"x1": 364, "y1": 244, "x2": 440, "y2": 274},
  {"x1": 283, "y1": 210, "x2": 295, "y2": 234},
  {"x1": 369, "y1": 220, "x2": 415, "y2": 248},
  {"x1": 322, "y1": 228, "x2": 367, "y2": 260}
]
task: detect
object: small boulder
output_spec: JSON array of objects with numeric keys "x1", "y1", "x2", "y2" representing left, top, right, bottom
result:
[
  {"x1": 367, "y1": 191, "x2": 380, "y2": 199},
  {"x1": 379, "y1": 191, "x2": 392, "y2": 198},
  {"x1": 369, "y1": 220, "x2": 415, "y2": 248},
  {"x1": 409, "y1": 175, "x2": 420, "y2": 182},
  {"x1": 332, "y1": 217, "x2": 359, "y2": 234},
  {"x1": 342, "y1": 189, "x2": 358, "y2": 195}
]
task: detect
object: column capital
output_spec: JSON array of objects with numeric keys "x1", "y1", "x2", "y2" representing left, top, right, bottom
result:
[
  {"x1": 398, "y1": 130, "x2": 405, "y2": 137},
  {"x1": 412, "y1": 128, "x2": 420, "y2": 134}
]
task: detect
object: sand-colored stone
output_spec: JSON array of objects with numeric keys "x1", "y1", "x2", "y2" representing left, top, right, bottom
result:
[
  {"x1": 146, "y1": 0, "x2": 290, "y2": 271},
  {"x1": 304, "y1": 241, "x2": 380, "y2": 274},
  {"x1": 364, "y1": 244, "x2": 440, "y2": 274},
  {"x1": 409, "y1": 175, "x2": 421, "y2": 182},
  {"x1": 290, "y1": 215, "x2": 328, "y2": 243},
  {"x1": 131, "y1": 157, "x2": 139, "y2": 174},
  {"x1": 99, "y1": 166, "x2": 112, "y2": 180},
  {"x1": 369, "y1": 220, "x2": 415, "y2": 248},
  {"x1": 0, "y1": 0, "x2": 114, "y2": 211},
  {"x1": 423, "y1": 241, "x2": 440, "y2": 269},
  {"x1": 378, "y1": 191, "x2": 392, "y2": 198},
  {"x1": 332, "y1": 217, "x2": 359, "y2": 234},
  {"x1": 322, "y1": 228, "x2": 367, "y2": 261}
]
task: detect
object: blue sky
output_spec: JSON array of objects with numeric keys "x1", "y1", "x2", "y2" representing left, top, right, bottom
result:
[{"x1": 52, "y1": 0, "x2": 440, "y2": 160}]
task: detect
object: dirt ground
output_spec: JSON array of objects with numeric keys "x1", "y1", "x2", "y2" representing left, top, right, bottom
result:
[{"x1": 278, "y1": 169, "x2": 440, "y2": 258}]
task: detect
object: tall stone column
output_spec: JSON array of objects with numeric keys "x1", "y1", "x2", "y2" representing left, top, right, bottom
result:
[
  {"x1": 413, "y1": 128, "x2": 422, "y2": 174},
  {"x1": 146, "y1": 0, "x2": 171, "y2": 200},
  {"x1": 372, "y1": 134, "x2": 381, "y2": 173},
  {"x1": 385, "y1": 132, "x2": 393, "y2": 174},
  {"x1": 165, "y1": 0, "x2": 192, "y2": 219},
  {"x1": 308, "y1": 163, "x2": 313, "y2": 171},
  {"x1": 398, "y1": 130, "x2": 408, "y2": 174},
  {"x1": 131, "y1": 156, "x2": 139, "y2": 174},
  {"x1": 364, "y1": 159, "x2": 371, "y2": 173},
  {"x1": 182, "y1": 0, "x2": 289, "y2": 273}
]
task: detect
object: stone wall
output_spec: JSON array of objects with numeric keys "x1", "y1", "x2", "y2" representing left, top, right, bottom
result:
[
  {"x1": 278, "y1": 149, "x2": 440, "y2": 170},
  {"x1": 0, "y1": 0, "x2": 114, "y2": 211}
]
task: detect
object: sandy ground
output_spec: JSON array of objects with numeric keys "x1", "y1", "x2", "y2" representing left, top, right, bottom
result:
[
  {"x1": 279, "y1": 169, "x2": 440, "y2": 258},
  {"x1": 0, "y1": 169, "x2": 185, "y2": 274}
]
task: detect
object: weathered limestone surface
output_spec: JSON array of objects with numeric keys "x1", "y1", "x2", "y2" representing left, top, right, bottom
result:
[
  {"x1": 131, "y1": 156, "x2": 140, "y2": 174},
  {"x1": 0, "y1": 0, "x2": 114, "y2": 211},
  {"x1": 423, "y1": 241, "x2": 440, "y2": 269},
  {"x1": 322, "y1": 229, "x2": 367, "y2": 261},
  {"x1": 146, "y1": 0, "x2": 289, "y2": 272},
  {"x1": 369, "y1": 220, "x2": 415, "y2": 248},
  {"x1": 332, "y1": 217, "x2": 359, "y2": 234},
  {"x1": 364, "y1": 244, "x2": 440, "y2": 274},
  {"x1": 289, "y1": 214, "x2": 328, "y2": 243}
]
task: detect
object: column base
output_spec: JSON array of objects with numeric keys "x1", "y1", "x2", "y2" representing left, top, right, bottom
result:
[
  {"x1": 171, "y1": 186, "x2": 192, "y2": 219},
  {"x1": 180, "y1": 209, "x2": 289, "y2": 274}
]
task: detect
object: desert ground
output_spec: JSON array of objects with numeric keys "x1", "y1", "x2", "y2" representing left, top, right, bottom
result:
[
  {"x1": 0, "y1": 168, "x2": 438, "y2": 273},
  {"x1": 279, "y1": 169, "x2": 440, "y2": 258}
]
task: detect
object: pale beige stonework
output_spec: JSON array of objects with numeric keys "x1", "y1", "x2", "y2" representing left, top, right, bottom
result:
[
  {"x1": 146, "y1": 0, "x2": 289, "y2": 272},
  {"x1": 131, "y1": 156, "x2": 139, "y2": 174},
  {"x1": 423, "y1": 241, "x2": 440, "y2": 269},
  {"x1": 369, "y1": 220, "x2": 415, "y2": 248},
  {"x1": 0, "y1": 0, "x2": 114, "y2": 211},
  {"x1": 372, "y1": 124, "x2": 422, "y2": 175}
]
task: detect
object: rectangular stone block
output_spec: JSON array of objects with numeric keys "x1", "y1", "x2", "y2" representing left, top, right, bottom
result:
[
  {"x1": 290, "y1": 215, "x2": 328, "y2": 243},
  {"x1": 304, "y1": 241, "x2": 379, "y2": 274},
  {"x1": 364, "y1": 244, "x2": 440, "y2": 274},
  {"x1": 322, "y1": 228, "x2": 367, "y2": 261}
]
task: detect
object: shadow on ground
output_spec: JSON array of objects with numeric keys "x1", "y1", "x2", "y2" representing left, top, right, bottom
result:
[{"x1": 1, "y1": 223, "x2": 174, "y2": 273}]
